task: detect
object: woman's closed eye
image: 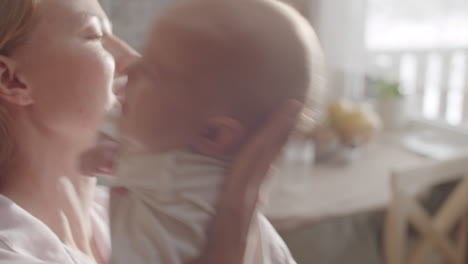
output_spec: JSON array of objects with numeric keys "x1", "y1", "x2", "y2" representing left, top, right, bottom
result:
[
  {"x1": 83, "y1": 25, "x2": 104, "y2": 41},
  {"x1": 81, "y1": 15, "x2": 105, "y2": 41},
  {"x1": 86, "y1": 33, "x2": 104, "y2": 41}
]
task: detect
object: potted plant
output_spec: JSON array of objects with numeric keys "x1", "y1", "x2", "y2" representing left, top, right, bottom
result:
[{"x1": 375, "y1": 78, "x2": 406, "y2": 130}]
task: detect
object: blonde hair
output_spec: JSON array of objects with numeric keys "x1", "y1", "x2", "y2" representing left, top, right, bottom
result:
[{"x1": 0, "y1": 0, "x2": 40, "y2": 170}]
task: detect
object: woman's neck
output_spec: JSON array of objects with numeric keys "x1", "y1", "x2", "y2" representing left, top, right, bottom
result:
[{"x1": 0, "y1": 123, "x2": 99, "y2": 261}]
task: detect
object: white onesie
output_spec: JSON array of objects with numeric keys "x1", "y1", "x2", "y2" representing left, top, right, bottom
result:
[
  {"x1": 99, "y1": 108, "x2": 295, "y2": 264},
  {"x1": 106, "y1": 150, "x2": 296, "y2": 264}
]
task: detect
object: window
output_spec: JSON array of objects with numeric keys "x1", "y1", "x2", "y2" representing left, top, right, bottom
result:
[{"x1": 366, "y1": 0, "x2": 468, "y2": 125}]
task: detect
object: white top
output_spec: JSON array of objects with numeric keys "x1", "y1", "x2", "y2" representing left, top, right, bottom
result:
[
  {"x1": 0, "y1": 189, "x2": 110, "y2": 264},
  {"x1": 109, "y1": 150, "x2": 296, "y2": 264}
]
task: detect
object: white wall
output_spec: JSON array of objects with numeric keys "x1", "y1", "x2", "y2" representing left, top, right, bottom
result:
[
  {"x1": 101, "y1": 0, "x2": 170, "y2": 49},
  {"x1": 101, "y1": 0, "x2": 366, "y2": 100},
  {"x1": 102, "y1": 0, "x2": 309, "y2": 50},
  {"x1": 308, "y1": 0, "x2": 368, "y2": 100}
]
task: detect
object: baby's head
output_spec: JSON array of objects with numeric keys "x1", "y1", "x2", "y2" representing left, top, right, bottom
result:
[{"x1": 121, "y1": 0, "x2": 324, "y2": 156}]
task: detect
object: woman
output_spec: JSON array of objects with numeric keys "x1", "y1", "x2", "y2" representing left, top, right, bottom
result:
[{"x1": 0, "y1": 0, "x2": 301, "y2": 263}]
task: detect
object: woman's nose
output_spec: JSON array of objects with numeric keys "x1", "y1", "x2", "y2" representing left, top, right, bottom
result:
[
  {"x1": 106, "y1": 36, "x2": 140, "y2": 104},
  {"x1": 109, "y1": 36, "x2": 141, "y2": 77}
]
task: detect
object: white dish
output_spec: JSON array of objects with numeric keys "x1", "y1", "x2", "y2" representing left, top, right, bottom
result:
[{"x1": 398, "y1": 119, "x2": 468, "y2": 159}]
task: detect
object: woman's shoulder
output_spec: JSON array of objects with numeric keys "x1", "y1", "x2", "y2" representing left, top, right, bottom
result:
[
  {"x1": 0, "y1": 195, "x2": 73, "y2": 263},
  {"x1": 0, "y1": 189, "x2": 111, "y2": 263},
  {"x1": 90, "y1": 187, "x2": 111, "y2": 261}
]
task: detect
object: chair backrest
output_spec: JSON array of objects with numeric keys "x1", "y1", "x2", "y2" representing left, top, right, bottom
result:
[{"x1": 384, "y1": 153, "x2": 468, "y2": 264}]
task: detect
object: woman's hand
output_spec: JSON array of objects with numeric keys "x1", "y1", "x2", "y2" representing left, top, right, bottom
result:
[
  {"x1": 192, "y1": 100, "x2": 303, "y2": 264},
  {"x1": 79, "y1": 134, "x2": 120, "y2": 176}
]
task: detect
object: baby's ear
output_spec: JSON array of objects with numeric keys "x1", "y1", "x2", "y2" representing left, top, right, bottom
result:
[{"x1": 193, "y1": 117, "x2": 246, "y2": 156}]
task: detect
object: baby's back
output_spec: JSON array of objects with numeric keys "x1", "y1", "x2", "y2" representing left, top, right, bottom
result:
[{"x1": 109, "y1": 151, "x2": 296, "y2": 264}]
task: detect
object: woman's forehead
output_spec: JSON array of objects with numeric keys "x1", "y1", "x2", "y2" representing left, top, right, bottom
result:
[{"x1": 39, "y1": 0, "x2": 108, "y2": 28}]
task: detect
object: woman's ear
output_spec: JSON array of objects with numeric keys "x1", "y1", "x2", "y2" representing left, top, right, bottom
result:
[
  {"x1": 193, "y1": 117, "x2": 246, "y2": 156},
  {"x1": 0, "y1": 55, "x2": 33, "y2": 106}
]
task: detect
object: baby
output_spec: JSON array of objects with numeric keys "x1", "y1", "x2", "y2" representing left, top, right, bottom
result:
[{"x1": 85, "y1": 0, "x2": 324, "y2": 263}]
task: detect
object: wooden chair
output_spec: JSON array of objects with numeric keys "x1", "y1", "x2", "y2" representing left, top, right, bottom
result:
[{"x1": 384, "y1": 154, "x2": 468, "y2": 264}]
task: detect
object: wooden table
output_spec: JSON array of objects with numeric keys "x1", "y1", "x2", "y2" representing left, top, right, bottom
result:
[
  {"x1": 264, "y1": 120, "x2": 468, "y2": 263},
  {"x1": 265, "y1": 134, "x2": 431, "y2": 231},
  {"x1": 266, "y1": 118, "x2": 468, "y2": 231}
]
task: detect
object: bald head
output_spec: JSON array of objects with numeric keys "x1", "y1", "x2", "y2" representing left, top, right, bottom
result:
[{"x1": 145, "y1": 0, "x2": 323, "y2": 130}]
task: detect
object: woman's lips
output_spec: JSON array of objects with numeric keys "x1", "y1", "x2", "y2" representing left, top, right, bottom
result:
[{"x1": 113, "y1": 76, "x2": 128, "y2": 104}]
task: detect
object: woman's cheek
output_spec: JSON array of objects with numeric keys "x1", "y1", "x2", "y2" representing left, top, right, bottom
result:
[
  {"x1": 96, "y1": 50, "x2": 116, "y2": 109},
  {"x1": 76, "y1": 47, "x2": 116, "y2": 127},
  {"x1": 91, "y1": 47, "x2": 115, "y2": 95}
]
